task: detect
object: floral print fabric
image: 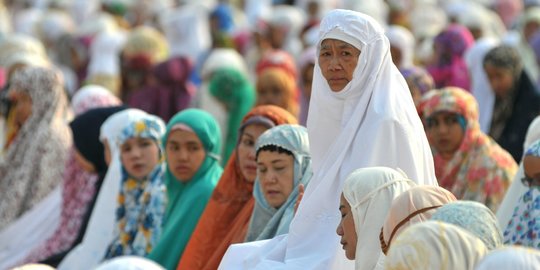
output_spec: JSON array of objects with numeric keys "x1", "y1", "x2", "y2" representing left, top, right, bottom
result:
[{"x1": 421, "y1": 87, "x2": 517, "y2": 211}]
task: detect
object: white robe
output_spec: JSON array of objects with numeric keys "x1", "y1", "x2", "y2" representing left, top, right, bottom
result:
[{"x1": 219, "y1": 9, "x2": 436, "y2": 270}]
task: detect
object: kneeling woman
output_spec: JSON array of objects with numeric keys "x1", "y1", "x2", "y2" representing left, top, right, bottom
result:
[
  {"x1": 104, "y1": 114, "x2": 167, "y2": 258},
  {"x1": 245, "y1": 124, "x2": 312, "y2": 241},
  {"x1": 148, "y1": 109, "x2": 223, "y2": 269}
]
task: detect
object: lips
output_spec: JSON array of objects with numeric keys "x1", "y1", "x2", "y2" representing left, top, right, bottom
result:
[
  {"x1": 341, "y1": 241, "x2": 347, "y2": 249},
  {"x1": 131, "y1": 163, "x2": 145, "y2": 172},
  {"x1": 174, "y1": 164, "x2": 190, "y2": 173},
  {"x1": 244, "y1": 165, "x2": 257, "y2": 173},
  {"x1": 266, "y1": 190, "x2": 280, "y2": 196}
]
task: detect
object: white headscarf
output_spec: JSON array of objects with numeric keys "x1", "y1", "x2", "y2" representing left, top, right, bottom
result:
[
  {"x1": 496, "y1": 115, "x2": 540, "y2": 229},
  {"x1": 342, "y1": 167, "x2": 416, "y2": 270},
  {"x1": 96, "y1": 256, "x2": 165, "y2": 270},
  {"x1": 58, "y1": 109, "x2": 148, "y2": 270},
  {"x1": 70, "y1": 85, "x2": 121, "y2": 115},
  {"x1": 87, "y1": 30, "x2": 128, "y2": 78},
  {"x1": 475, "y1": 246, "x2": 540, "y2": 270},
  {"x1": 159, "y1": 3, "x2": 211, "y2": 59},
  {"x1": 385, "y1": 25, "x2": 415, "y2": 69},
  {"x1": 464, "y1": 37, "x2": 499, "y2": 133},
  {"x1": 219, "y1": 9, "x2": 436, "y2": 270},
  {"x1": 385, "y1": 221, "x2": 488, "y2": 270}
]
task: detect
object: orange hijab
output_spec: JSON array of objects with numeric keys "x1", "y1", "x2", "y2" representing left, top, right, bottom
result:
[{"x1": 177, "y1": 105, "x2": 297, "y2": 270}]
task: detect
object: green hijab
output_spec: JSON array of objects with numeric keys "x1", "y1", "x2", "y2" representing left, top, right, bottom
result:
[
  {"x1": 147, "y1": 109, "x2": 223, "y2": 269},
  {"x1": 209, "y1": 67, "x2": 255, "y2": 166}
]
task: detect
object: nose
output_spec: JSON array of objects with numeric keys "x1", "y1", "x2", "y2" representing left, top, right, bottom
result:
[
  {"x1": 178, "y1": 148, "x2": 189, "y2": 161},
  {"x1": 262, "y1": 171, "x2": 277, "y2": 184},
  {"x1": 336, "y1": 220, "x2": 344, "y2": 236},
  {"x1": 247, "y1": 148, "x2": 256, "y2": 161},
  {"x1": 328, "y1": 56, "x2": 343, "y2": 71}
]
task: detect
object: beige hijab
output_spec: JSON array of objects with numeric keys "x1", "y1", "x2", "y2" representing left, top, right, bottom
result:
[
  {"x1": 385, "y1": 221, "x2": 488, "y2": 270},
  {"x1": 380, "y1": 186, "x2": 457, "y2": 254}
]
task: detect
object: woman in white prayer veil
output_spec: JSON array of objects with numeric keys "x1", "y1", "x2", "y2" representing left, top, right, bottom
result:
[
  {"x1": 58, "y1": 109, "x2": 148, "y2": 270},
  {"x1": 219, "y1": 9, "x2": 436, "y2": 270},
  {"x1": 497, "y1": 115, "x2": 540, "y2": 229}
]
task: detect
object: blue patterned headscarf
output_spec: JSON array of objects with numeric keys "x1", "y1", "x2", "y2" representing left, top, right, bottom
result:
[
  {"x1": 245, "y1": 124, "x2": 313, "y2": 241},
  {"x1": 503, "y1": 139, "x2": 540, "y2": 248},
  {"x1": 105, "y1": 114, "x2": 167, "y2": 258},
  {"x1": 431, "y1": 200, "x2": 503, "y2": 250}
]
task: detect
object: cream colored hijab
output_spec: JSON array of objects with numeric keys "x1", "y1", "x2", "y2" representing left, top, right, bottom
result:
[
  {"x1": 385, "y1": 221, "x2": 488, "y2": 270},
  {"x1": 380, "y1": 186, "x2": 457, "y2": 255},
  {"x1": 342, "y1": 167, "x2": 416, "y2": 270}
]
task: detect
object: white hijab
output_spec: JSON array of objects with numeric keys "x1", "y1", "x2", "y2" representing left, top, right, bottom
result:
[
  {"x1": 342, "y1": 167, "x2": 416, "y2": 270},
  {"x1": 219, "y1": 9, "x2": 436, "y2": 270},
  {"x1": 475, "y1": 246, "x2": 540, "y2": 270},
  {"x1": 58, "y1": 109, "x2": 148, "y2": 270},
  {"x1": 385, "y1": 25, "x2": 415, "y2": 69},
  {"x1": 497, "y1": 115, "x2": 540, "y2": 229},
  {"x1": 464, "y1": 37, "x2": 499, "y2": 133}
]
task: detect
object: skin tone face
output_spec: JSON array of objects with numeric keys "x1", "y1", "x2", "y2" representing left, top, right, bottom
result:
[
  {"x1": 9, "y1": 90, "x2": 32, "y2": 128},
  {"x1": 318, "y1": 39, "x2": 361, "y2": 92},
  {"x1": 425, "y1": 111, "x2": 465, "y2": 160},
  {"x1": 103, "y1": 139, "x2": 112, "y2": 166},
  {"x1": 484, "y1": 64, "x2": 515, "y2": 98},
  {"x1": 390, "y1": 45, "x2": 403, "y2": 68},
  {"x1": 121, "y1": 137, "x2": 160, "y2": 179},
  {"x1": 74, "y1": 148, "x2": 96, "y2": 173},
  {"x1": 302, "y1": 63, "x2": 314, "y2": 100},
  {"x1": 237, "y1": 124, "x2": 270, "y2": 182},
  {"x1": 166, "y1": 129, "x2": 206, "y2": 182},
  {"x1": 523, "y1": 156, "x2": 540, "y2": 186},
  {"x1": 256, "y1": 76, "x2": 288, "y2": 109},
  {"x1": 336, "y1": 194, "x2": 357, "y2": 260},
  {"x1": 257, "y1": 150, "x2": 294, "y2": 208}
]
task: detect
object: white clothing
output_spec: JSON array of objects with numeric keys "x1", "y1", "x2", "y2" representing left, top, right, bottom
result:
[
  {"x1": 58, "y1": 109, "x2": 148, "y2": 270},
  {"x1": 219, "y1": 9, "x2": 436, "y2": 270}
]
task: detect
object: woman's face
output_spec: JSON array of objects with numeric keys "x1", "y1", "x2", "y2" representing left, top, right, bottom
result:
[
  {"x1": 10, "y1": 90, "x2": 32, "y2": 128},
  {"x1": 257, "y1": 150, "x2": 294, "y2": 208},
  {"x1": 166, "y1": 129, "x2": 206, "y2": 182},
  {"x1": 103, "y1": 139, "x2": 112, "y2": 166},
  {"x1": 120, "y1": 137, "x2": 160, "y2": 179},
  {"x1": 302, "y1": 63, "x2": 315, "y2": 100},
  {"x1": 237, "y1": 124, "x2": 270, "y2": 182},
  {"x1": 256, "y1": 77, "x2": 288, "y2": 109},
  {"x1": 337, "y1": 194, "x2": 357, "y2": 260},
  {"x1": 523, "y1": 155, "x2": 540, "y2": 186},
  {"x1": 484, "y1": 63, "x2": 514, "y2": 98},
  {"x1": 318, "y1": 38, "x2": 361, "y2": 92},
  {"x1": 390, "y1": 45, "x2": 403, "y2": 68},
  {"x1": 74, "y1": 148, "x2": 96, "y2": 173},
  {"x1": 425, "y1": 112, "x2": 465, "y2": 159}
]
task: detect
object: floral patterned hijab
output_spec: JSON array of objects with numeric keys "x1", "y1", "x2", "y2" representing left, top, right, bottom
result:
[
  {"x1": 105, "y1": 115, "x2": 167, "y2": 258},
  {"x1": 421, "y1": 87, "x2": 517, "y2": 210},
  {"x1": 504, "y1": 139, "x2": 540, "y2": 248},
  {"x1": 0, "y1": 66, "x2": 71, "y2": 230}
]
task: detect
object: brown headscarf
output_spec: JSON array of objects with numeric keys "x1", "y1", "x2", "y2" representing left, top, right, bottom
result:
[{"x1": 177, "y1": 105, "x2": 297, "y2": 270}]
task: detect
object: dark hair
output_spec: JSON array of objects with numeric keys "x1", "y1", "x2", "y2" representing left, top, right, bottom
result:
[
  {"x1": 256, "y1": 144, "x2": 294, "y2": 160},
  {"x1": 483, "y1": 45, "x2": 522, "y2": 79}
]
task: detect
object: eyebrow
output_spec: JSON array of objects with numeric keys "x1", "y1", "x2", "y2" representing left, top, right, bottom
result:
[{"x1": 242, "y1": 132, "x2": 254, "y2": 139}]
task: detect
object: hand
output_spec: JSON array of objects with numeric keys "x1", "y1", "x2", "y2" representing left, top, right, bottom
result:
[{"x1": 294, "y1": 184, "x2": 305, "y2": 215}]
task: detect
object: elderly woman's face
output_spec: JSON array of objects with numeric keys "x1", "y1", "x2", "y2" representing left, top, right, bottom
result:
[{"x1": 318, "y1": 39, "x2": 361, "y2": 92}]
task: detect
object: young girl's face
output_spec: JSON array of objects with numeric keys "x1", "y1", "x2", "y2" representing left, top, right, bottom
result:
[
  {"x1": 165, "y1": 130, "x2": 206, "y2": 182},
  {"x1": 120, "y1": 137, "x2": 160, "y2": 179}
]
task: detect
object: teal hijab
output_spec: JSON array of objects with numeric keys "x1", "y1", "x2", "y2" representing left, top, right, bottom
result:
[
  {"x1": 147, "y1": 109, "x2": 223, "y2": 269},
  {"x1": 209, "y1": 67, "x2": 255, "y2": 166},
  {"x1": 245, "y1": 124, "x2": 313, "y2": 241}
]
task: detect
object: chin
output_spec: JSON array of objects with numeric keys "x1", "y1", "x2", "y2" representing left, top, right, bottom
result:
[{"x1": 345, "y1": 251, "x2": 355, "y2": 260}]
